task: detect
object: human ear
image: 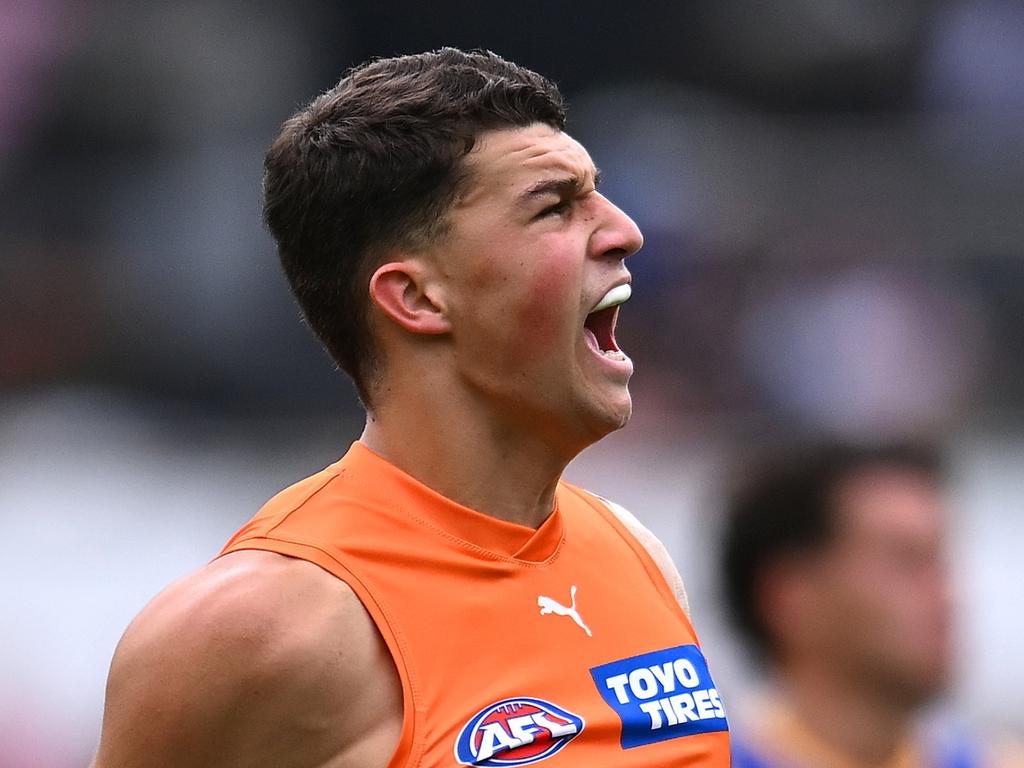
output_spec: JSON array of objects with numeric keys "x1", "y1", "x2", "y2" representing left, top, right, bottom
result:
[{"x1": 368, "y1": 261, "x2": 451, "y2": 335}]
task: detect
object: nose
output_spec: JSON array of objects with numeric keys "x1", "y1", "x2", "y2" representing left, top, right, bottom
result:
[{"x1": 590, "y1": 193, "x2": 644, "y2": 262}]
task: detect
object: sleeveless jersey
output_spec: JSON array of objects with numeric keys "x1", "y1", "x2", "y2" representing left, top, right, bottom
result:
[{"x1": 219, "y1": 442, "x2": 731, "y2": 767}]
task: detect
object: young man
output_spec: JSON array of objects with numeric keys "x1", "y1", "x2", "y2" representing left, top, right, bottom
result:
[
  {"x1": 722, "y1": 443, "x2": 1022, "y2": 768},
  {"x1": 90, "y1": 49, "x2": 730, "y2": 767}
]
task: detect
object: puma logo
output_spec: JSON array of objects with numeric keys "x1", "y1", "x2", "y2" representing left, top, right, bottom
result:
[{"x1": 538, "y1": 585, "x2": 592, "y2": 637}]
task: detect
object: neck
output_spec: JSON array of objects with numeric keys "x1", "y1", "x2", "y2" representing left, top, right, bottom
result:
[
  {"x1": 360, "y1": 375, "x2": 580, "y2": 529},
  {"x1": 777, "y1": 661, "x2": 913, "y2": 766}
]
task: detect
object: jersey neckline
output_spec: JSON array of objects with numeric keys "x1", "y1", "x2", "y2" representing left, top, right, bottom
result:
[{"x1": 333, "y1": 441, "x2": 565, "y2": 564}]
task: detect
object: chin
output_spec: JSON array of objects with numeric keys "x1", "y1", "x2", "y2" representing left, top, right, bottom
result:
[
  {"x1": 877, "y1": 657, "x2": 951, "y2": 710},
  {"x1": 584, "y1": 392, "x2": 633, "y2": 439},
  {"x1": 610, "y1": 401, "x2": 633, "y2": 429},
  {"x1": 894, "y1": 675, "x2": 948, "y2": 710}
]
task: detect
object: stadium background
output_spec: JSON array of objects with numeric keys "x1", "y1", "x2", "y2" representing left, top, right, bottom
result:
[{"x1": 2, "y1": 1, "x2": 1023, "y2": 764}]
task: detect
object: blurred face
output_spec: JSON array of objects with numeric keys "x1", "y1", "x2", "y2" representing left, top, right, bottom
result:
[
  {"x1": 432, "y1": 124, "x2": 644, "y2": 451},
  {"x1": 789, "y1": 468, "x2": 953, "y2": 707}
]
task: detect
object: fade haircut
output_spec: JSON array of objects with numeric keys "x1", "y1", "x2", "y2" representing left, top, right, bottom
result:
[
  {"x1": 263, "y1": 47, "x2": 566, "y2": 405},
  {"x1": 720, "y1": 442, "x2": 942, "y2": 661}
]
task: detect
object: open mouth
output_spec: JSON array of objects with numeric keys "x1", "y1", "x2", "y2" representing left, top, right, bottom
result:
[{"x1": 584, "y1": 283, "x2": 631, "y2": 360}]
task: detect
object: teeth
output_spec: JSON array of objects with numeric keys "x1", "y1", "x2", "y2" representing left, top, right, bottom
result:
[{"x1": 591, "y1": 283, "x2": 631, "y2": 313}]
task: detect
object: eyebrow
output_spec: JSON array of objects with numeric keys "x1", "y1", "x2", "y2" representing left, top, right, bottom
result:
[{"x1": 518, "y1": 168, "x2": 603, "y2": 205}]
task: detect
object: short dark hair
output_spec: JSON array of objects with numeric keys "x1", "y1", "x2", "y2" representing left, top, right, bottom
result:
[
  {"x1": 720, "y1": 442, "x2": 942, "y2": 660},
  {"x1": 263, "y1": 48, "x2": 566, "y2": 405}
]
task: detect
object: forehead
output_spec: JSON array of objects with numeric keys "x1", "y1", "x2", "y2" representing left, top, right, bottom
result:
[
  {"x1": 833, "y1": 468, "x2": 945, "y2": 543},
  {"x1": 458, "y1": 124, "x2": 597, "y2": 204}
]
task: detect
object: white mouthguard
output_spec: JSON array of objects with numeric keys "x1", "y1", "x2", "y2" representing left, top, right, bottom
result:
[{"x1": 591, "y1": 283, "x2": 632, "y2": 313}]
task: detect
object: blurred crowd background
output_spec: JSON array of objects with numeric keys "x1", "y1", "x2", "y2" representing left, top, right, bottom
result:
[{"x1": 2, "y1": 1, "x2": 1023, "y2": 764}]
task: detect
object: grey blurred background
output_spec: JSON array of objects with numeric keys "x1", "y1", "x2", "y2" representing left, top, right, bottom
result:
[{"x1": 1, "y1": 1, "x2": 1022, "y2": 764}]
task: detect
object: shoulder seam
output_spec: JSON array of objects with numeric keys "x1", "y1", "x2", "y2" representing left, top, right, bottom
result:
[{"x1": 263, "y1": 470, "x2": 342, "y2": 538}]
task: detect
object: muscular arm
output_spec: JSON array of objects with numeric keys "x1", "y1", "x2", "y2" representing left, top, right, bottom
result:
[{"x1": 91, "y1": 551, "x2": 402, "y2": 768}]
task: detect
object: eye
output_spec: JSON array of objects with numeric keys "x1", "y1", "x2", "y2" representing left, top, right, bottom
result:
[{"x1": 537, "y1": 199, "x2": 571, "y2": 219}]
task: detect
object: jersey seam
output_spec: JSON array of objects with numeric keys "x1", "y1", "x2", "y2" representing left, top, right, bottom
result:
[
  {"x1": 263, "y1": 472, "x2": 340, "y2": 539},
  {"x1": 276, "y1": 472, "x2": 565, "y2": 568},
  {"x1": 401, "y1": 507, "x2": 565, "y2": 567}
]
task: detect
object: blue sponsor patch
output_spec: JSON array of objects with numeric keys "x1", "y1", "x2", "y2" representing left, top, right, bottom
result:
[{"x1": 590, "y1": 644, "x2": 728, "y2": 749}]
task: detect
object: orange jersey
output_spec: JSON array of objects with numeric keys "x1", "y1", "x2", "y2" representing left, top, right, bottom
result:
[{"x1": 219, "y1": 442, "x2": 731, "y2": 767}]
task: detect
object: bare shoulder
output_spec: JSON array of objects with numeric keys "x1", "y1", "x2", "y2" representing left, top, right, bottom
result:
[
  {"x1": 92, "y1": 550, "x2": 402, "y2": 768},
  {"x1": 590, "y1": 494, "x2": 692, "y2": 619}
]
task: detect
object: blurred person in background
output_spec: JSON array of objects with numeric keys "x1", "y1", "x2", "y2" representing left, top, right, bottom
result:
[
  {"x1": 89, "y1": 48, "x2": 730, "y2": 768},
  {"x1": 722, "y1": 443, "x2": 1023, "y2": 768}
]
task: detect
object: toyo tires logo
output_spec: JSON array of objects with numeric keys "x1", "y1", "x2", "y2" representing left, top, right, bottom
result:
[{"x1": 590, "y1": 644, "x2": 728, "y2": 749}]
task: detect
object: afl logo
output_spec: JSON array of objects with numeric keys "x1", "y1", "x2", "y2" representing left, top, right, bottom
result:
[{"x1": 454, "y1": 697, "x2": 585, "y2": 766}]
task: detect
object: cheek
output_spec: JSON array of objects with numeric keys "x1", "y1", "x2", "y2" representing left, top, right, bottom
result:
[
  {"x1": 811, "y1": 574, "x2": 878, "y2": 638},
  {"x1": 507, "y1": 260, "x2": 579, "y2": 354},
  {"x1": 844, "y1": 579, "x2": 923, "y2": 644}
]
